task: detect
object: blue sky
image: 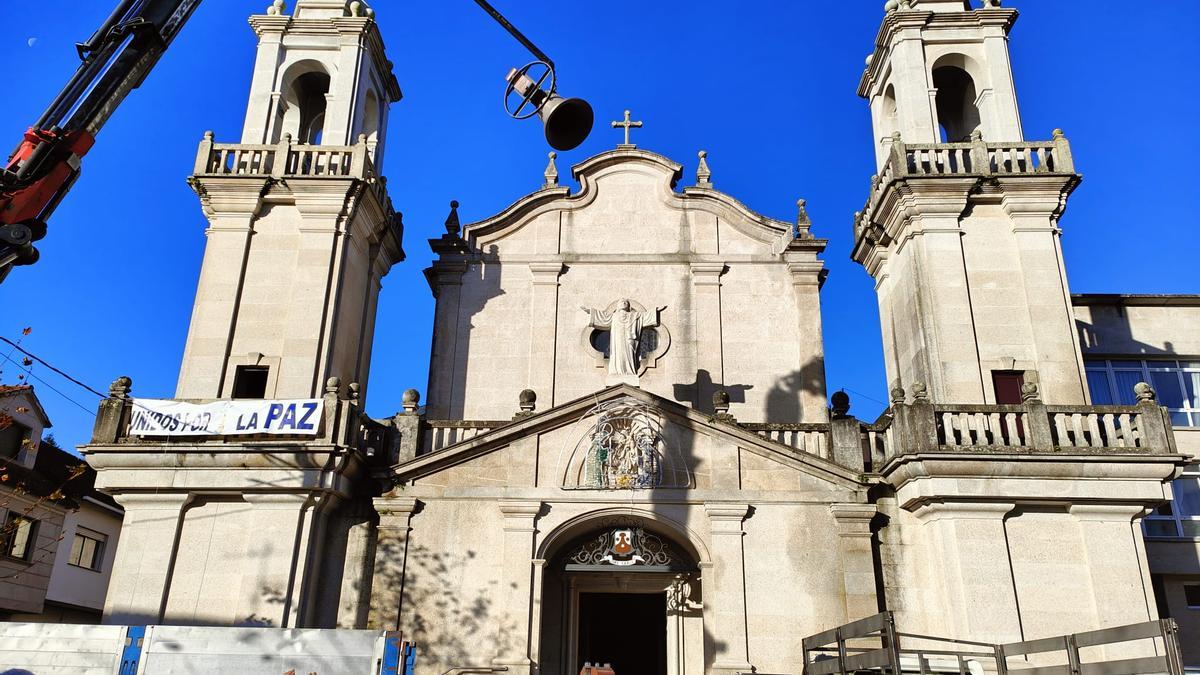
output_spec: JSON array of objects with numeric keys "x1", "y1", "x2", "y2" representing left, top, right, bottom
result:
[{"x1": 1, "y1": 1, "x2": 1197, "y2": 450}]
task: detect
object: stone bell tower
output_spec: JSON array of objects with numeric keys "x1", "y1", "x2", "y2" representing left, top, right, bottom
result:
[
  {"x1": 853, "y1": 0, "x2": 1089, "y2": 405},
  {"x1": 176, "y1": 0, "x2": 404, "y2": 402}
]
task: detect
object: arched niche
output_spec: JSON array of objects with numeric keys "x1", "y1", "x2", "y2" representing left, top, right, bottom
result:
[
  {"x1": 274, "y1": 60, "x2": 333, "y2": 144},
  {"x1": 931, "y1": 53, "x2": 985, "y2": 142},
  {"x1": 880, "y1": 82, "x2": 899, "y2": 139},
  {"x1": 361, "y1": 88, "x2": 381, "y2": 157}
]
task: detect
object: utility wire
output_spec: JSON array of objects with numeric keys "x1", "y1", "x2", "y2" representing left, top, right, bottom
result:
[
  {"x1": 0, "y1": 336, "x2": 109, "y2": 400},
  {"x1": 0, "y1": 352, "x2": 96, "y2": 416},
  {"x1": 840, "y1": 386, "x2": 888, "y2": 408}
]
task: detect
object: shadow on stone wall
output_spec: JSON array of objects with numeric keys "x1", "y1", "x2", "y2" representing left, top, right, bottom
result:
[{"x1": 372, "y1": 536, "x2": 518, "y2": 670}]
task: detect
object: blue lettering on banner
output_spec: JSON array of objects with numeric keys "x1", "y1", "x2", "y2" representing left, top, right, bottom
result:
[
  {"x1": 128, "y1": 399, "x2": 322, "y2": 436},
  {"x1": 280, "y1": 404, "x2": 298, "y2": 430},
  {"x1": 265, "y1": 403, "x2": 284, "y2": 428},
  {"x1": 298, "y1": 402, "x2": 318, "y2": 430}
]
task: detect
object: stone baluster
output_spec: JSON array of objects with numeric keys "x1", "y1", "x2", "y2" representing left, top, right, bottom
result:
[
  {"x1": 888, "y1": 132, "x2": 907, "y2": 177},
  {"x1": 272, "y1": 132, "x2": 293, "y2": 178},
  {"x1": 322, "y1": 377, "x2": 342, "y2": 443},
  {"x1": 1052, "y1": 128, "x2": 1074, "y2": 173},
  {"x1": 1134, "y1": 383, "x2": 1173, "y2": 453},
  {"x1": 1020, "y1": 383, "x2": 1055, "y2": 451},
  {"x1": 390, "y1": 389, "x2": 423, "y2": 465},
  {"x1": 898, "y1": 383, "x2": 937, "y2": 453},
  {"x1": 92, "y1": 376, "x2": 133, "y2": 444},
  {"x1": 195, "y1": 131, "x2": 215, "y2": 174},
  {"x1": 830, "y1": 391, "x2": 865, "y2": 472},
  {"x1": 968, "y1": 129, "x2": 989, "y2": 175},
  {"x1": 350, "y1": 133, "x2": 368, "y2": 177}
]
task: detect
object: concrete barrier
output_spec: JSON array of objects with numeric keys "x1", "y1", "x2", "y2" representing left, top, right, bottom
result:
[{"x1": 0, "y1": 623, "x2": 410, "y2": 675}]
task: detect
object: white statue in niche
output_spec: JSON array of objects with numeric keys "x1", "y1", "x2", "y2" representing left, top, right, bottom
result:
[{"x1": 581, "y1": 299, "x2": 665, "y2": 385}]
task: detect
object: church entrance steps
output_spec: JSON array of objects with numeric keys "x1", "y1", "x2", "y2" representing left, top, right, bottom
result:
[
  {"x1": 801, "y1": 612, "x2": 1185, "y2": 675},
  {"x1": 0, "y1": 623, "x2": 413, "y2": 675}
]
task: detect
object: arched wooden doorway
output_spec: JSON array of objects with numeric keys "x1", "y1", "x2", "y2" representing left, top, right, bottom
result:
[{"x1": 537, "y1": 517, "x2": 704, "y2": 675}]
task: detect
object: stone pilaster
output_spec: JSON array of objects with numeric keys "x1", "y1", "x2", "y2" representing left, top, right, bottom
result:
[
  {"x1": 528, "y1": 263, "x2": 565, "y2": 407},
  {"x1": 830, "y1": 503, "x2": 880, "y2": 623},
  {"x1": 239, "y1": 493, "x2": 323, "y2": 628},
  {"x1": 690, "y1": 263, "x2": 725, "y2": 412},
  {"x1": 788, "y1": 261, "x2": 828, "y2": 421},
  {"x1": 425, "y1": 262, "x2": 468, "y2": 418},
  {"x1": 175, "y1": 209, "x2": 258, "y2": 400},
  {"x1": 368, "y1": 496, "x2": 419, "y2": 630},
  {"x1": 103, "y1": 493, "x2": 193, "y2": 625},
  {"x1": 1070, "y1": 505, "x2": 1159, "y2": 637},
  {"x1": 911, "y1": 501, "x2": 1022, "y2": 643},
  {"x1": 704, "y1": 503, "x2": 753, "y2": 675},
  {"x1": 494, "y1": 501, "x2": 543, "y2": 675}
]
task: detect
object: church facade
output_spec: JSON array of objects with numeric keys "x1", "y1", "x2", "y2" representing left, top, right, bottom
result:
[{"x1": 80, "y1": 2, "x2": 1198, "y2": 675}]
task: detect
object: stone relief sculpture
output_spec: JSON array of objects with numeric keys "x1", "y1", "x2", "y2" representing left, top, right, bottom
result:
[
  {"x1": 581, "y1": 299, "x2": 665, "y2": 384},
  {"x1": 558, "y1": 396, "x2": 692, "y2": 490}
]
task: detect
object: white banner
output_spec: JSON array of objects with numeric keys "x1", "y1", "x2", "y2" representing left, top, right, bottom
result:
[{"x1": 128, "y1": 399, "x2": 324, "y2": 437}]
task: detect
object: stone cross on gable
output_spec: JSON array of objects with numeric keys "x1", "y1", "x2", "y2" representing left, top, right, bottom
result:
[{"x1": 612, "y1": 109, "x2": 643, "y2": 147}]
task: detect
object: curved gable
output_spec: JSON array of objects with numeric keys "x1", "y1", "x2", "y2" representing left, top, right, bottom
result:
[{"x1": 462, "y1": 148, "x2": 795, "y2": 256}]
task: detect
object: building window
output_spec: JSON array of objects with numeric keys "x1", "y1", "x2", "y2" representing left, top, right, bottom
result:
[
  {"x1": 68, "y1": 529, "x2": 106, "y2": 571},
  {"x1": 1186, "y1": 585, "x2": 1200, "y2": 610},
  {"x1": 231, "y1": 365, "x2": 270, "y2": 399},
  {"x1": 992, "y1": 371, "x2": 1025, "y2": 405},
  {"x1": 0, "y1": 420, "x2": 30, "y2": 460},
  {"x1": 1145, "y1": 464, "x2": 1200, "y2": 539},
  {"x1": 1, "y1": 512, "x2": 38, "y2": 561},
  {"x1": 1084, "y1": 359, "x2": 1199, "y2": 428}
]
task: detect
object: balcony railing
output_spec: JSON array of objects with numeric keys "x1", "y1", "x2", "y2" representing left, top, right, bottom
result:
[
  {"x1": 192, "y1": 132, "x2": 377, "y2": 180},
  {"x1": 422, "y1": 420, "x2": 509, "y2": 454},
  {"x1": 885, "y1": 384, "x2": 1176, "y2": 458},
  {"x1": 741, "y1": 423, "x2": 831, "y2": 459},
  {"x1": 856, "y1": 131, "x2": 1077, "y2": 242}
]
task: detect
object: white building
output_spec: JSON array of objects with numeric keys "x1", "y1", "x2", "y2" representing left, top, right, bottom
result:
[
  {"x1": 76, "y1": 1, "x2": 1198, "y2": 674},
  {"x1": 0, "y1": 385, "x2": 123, "y2": 623}
]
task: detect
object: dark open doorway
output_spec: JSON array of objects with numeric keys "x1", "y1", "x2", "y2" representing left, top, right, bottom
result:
[{"x1": 577, "y1": 592, "x2": 667, "y2": 675}]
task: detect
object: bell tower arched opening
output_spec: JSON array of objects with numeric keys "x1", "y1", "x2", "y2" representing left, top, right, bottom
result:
[
  {"x1": 280, "y1": 66, "x2": 331, "y2": 144},
  {"x1": 932, "y1": 61, "x2": 982, "y2": 142}
]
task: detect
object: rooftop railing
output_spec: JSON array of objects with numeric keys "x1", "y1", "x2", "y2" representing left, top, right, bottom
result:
[
  {"x1": 856, "y1": 130, "x2": 1076, "y2": 242},
  {"x1": 192, "y1": 132, "x2": 378, "y2": 180},
  {"x1": 883, "y1": 382, "x2": 1177, "y2": 459}
]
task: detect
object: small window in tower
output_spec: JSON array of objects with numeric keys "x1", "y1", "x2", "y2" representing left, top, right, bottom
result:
[
  {"x1": 0, "y1": 421, "x2": 30, "y2": 460},
  {"x1": 1185, "y1": 584, "x2": 1200, "y2": 609},
  {"x1": 992, "y1": 371, "x2": 1025, "y2": 405},
  {"x1": 232, "y1": 366, "x2": 270, "y2": 399}
]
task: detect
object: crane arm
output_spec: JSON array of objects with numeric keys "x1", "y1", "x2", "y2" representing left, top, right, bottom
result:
[{"x1": 0, "y1": 0, "x2": 201, "y2": 278}]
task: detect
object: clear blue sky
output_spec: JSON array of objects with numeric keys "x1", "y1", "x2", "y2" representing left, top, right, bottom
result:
[{"x1": 1, "y1": 1, "x2": 1197, "y2": 450}]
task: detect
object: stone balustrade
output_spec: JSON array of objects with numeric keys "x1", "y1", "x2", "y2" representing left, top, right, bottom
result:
[
  {"x1": 193, "y1": 132, "x2": 377, "y2": 180},
  {"x1": 882, "y1": 384, "x2": 1177, "y2": 458},
  {"x1": 421, "y1": 419, "x2": 508, "y2": 454},
  {"x1": 90, "y1": 376, "x2": 379, "y2": 454},
  {"x1": 740, "y1": 423, "x2": 831, "y2": 459},
  {"x1": 855, "y1": 131, "x2": 1076, "y2": 242}
]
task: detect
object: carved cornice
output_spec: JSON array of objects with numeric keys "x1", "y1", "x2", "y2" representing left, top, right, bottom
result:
[
  {"x1": 852, "y1": 172, "x2": 1080, "y2": 279},
  {"x1": 859, "y1": 7, "x2": 1019, "y2": 98},
  {"x1": 458, "y1": 148, "x2": 798, "y2": 256}
]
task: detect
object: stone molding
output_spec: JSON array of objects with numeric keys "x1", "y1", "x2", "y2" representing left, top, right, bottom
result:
[
  {"x1": 528, "y1": 262, "x2": 565, "y2": 286},
  {"x1": 689, "y1": 262, "x2": 726, "y2": 286},
  {"x1": 829, "y1": 503, "x2": 878, "y2": 536},
  {"x1": 911, "y1": 501, "x2": 1015, "y2": 523}
]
